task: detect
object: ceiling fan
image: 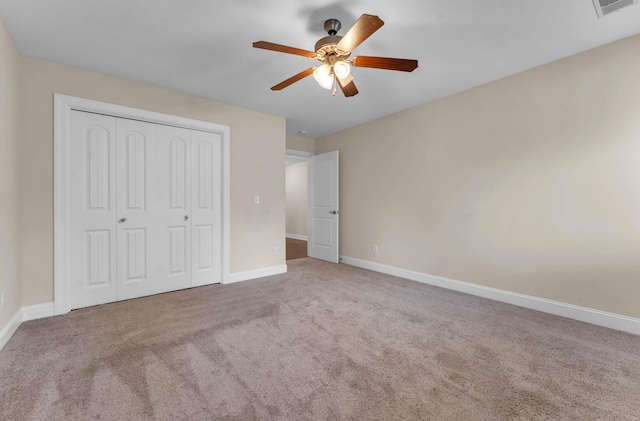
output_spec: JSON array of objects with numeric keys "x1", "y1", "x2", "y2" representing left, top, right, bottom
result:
[{"x1": 253, "y1": 14, "x2": 418, "y2": 97}]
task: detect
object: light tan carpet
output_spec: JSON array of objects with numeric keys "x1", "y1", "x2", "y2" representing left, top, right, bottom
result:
[{"x1": 1, "y1": 258, "x2": 640, "y2": 420}]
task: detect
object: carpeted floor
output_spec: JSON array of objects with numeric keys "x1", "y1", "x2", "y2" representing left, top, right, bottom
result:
[{"x1": 1, "y1": 258, "x2": 640, "y2": 420}]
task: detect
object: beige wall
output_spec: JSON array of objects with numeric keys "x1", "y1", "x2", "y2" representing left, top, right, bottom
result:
[
  {"x1": 286, "y1": 134, "x2": 315, "y2": 154},
  {"x1": 19, "y1": 57, "x2": 286, "y2": 307},
  {"x1": 0, "y1": 20, "x2": 21, "y2": 330},
  {"x1": 317, "y1": 33, "x2": 640, "y2": 319},
  {"x1": 286, "y1": 162, "x2": 308, "y2": 237}
]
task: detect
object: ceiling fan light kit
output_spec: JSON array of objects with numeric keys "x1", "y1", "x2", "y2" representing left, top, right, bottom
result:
[
  {"x1": 253, "y1": 14, "x2": 418, "y2": 97},
  {"x1": 312, "y1": 56, "x2": 352, "y2": 93}
]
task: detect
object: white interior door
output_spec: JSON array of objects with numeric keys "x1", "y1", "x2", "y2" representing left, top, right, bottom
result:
[
  {"x1": 70, "y1": 111, "x2": 118, "y2": 309},
  {"x1": 308, "y1": 150, "x2": 339, "y2": 263}
]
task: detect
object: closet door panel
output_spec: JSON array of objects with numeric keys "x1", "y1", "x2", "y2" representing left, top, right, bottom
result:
[
  {"x1": 69, "y1": 111, "x2": 118, "y2": 309},
  {"x1": 116, "y1": 118, "x2": 160, "y2": 300},
  {"x1": 155, "y1": 124, "x2": 192, "y2": 290},
  {"x1": 191, "y1": 130, "x2": 223, "y2": 286}
]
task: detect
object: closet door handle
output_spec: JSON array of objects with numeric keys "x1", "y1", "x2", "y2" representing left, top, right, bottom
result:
[
  {"x1": 184, "y1": 215, "x2": 189, "y2": 221},
  {"x1": 118, "y1": 218, "x2": 127, "y2": 223}
]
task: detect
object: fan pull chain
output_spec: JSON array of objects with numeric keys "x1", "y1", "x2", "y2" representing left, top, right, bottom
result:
[{"x1": 332, "y1": 75, "x2": 337, "y2": 96}]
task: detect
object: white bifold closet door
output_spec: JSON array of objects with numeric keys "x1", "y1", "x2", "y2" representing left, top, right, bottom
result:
[{"x1": 69, "y1": 110, "x2": 222, "y2": 310}]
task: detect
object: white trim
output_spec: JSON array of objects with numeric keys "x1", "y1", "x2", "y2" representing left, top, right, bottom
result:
[
  {"x1": 54, "y1": 94, "x2": 231, "y2": 315},
  {"x1": 286, "y1": 233, "x2": 308, "y2": 241},
  {"x1": 285, "y1": 149, "x2": 314, "y2": 158},
  {"x1": 340, "y1": 256, "x2": 640, "y2": 336},
  {"x1": 0, "y1": 310, "x2": 23, "y2": 351},
  {"x1": 0, "y1": 302, "x2": 55, "y2": 351},
  {"x1": 286, "y1": 149, "x2": 313, "y2": 165},
  {"x1": 23, "y1": 302, "x2": 55, "y2": 321},
  {"x1": 227, "y1": 265, "x2": 288, "y2": 285}
]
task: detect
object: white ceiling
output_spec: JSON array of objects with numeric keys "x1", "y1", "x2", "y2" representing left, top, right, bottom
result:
[{"x1": 1, "y1": 0, "x2": 639, "y2": 138}]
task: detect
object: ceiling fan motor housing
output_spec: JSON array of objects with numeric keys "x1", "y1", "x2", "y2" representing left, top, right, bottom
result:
[{"x1": 315, "y1": 35, "x2": 343, "y2": 55}]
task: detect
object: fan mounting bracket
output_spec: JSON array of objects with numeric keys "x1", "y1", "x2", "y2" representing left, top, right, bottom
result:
[{"x1": 324, "y1": 19, "x2": 341, "y2": 36}]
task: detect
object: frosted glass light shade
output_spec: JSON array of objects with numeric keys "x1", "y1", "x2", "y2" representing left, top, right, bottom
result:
[
  {"x1": 313, "y1": 64, "x2": 332, "y2": 83},
  {"x1": 318, "y1": 74, "x2": 334, "y2": 89},
  {"x1": 334, "y1": 61, "x2": 351, "y2": 79}
]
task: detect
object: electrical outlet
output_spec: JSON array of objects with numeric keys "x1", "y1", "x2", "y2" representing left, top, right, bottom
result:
[
  {"x1": 373, "y1": 245, "x2": 378, "y2": 253},
  {"x1": 275, "y1": 247, "x2": 280, "y2": 255},
  {"x1": 254, "y1": 195, "x2": 260, "y2": 204},
  {"x1": 1, "y1": 291, "x2": 5, "y2": 308}
]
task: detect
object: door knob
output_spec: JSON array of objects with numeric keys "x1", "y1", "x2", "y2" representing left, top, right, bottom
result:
[
  {"x1": 184, "y1": 215, "x2": 189, "y2": 221},
  {"x1": 118, "y1": 218, "x2": 127, "y2": 223},
  {"x1": 329, "y1": 210, "x2": 338, "y2": 215}
]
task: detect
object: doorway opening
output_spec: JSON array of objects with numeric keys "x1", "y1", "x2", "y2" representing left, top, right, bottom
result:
[{"x1": 285, "y1": 149, "x2": 312, "y2": 260}]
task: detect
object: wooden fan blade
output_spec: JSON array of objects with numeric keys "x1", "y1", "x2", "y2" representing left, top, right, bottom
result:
[
  {"x1": 253, "y1": 41, "x2": 317, "y2": 58},
  {"x1": 336, "y1": 14, "x2": 384, "y2": 53},
  {"x1": 271, "y1": 68, "x2": 316, "y2": 91},
  {"x1": 337, "y1": 76, "x2": 359, "y2": 97},
  {"x1": 352, "y1": 56, "x2": 418, "y2": 72}
]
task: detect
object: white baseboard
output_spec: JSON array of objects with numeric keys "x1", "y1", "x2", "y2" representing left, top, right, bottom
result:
[
  {"x1": 23, "y1": 302, "x2": 55, "y2": 321},
  {"x1": 0, "y1": 301, "x2": 55, "y2": 351},
  {"x1": 227, "y1": 264, "x2": 288, "y2": 285},
  {"x1": 340, "y1": 256, "x2": 640, "y2": 336},
  {"x1": 286, "y1": 233, "x2": 308, "y2": 241},
  {"x1": 0, "y1": 309, "x2": 23, "y2": 351}
]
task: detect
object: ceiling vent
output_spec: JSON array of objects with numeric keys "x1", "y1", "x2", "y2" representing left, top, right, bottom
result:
[{"x1": 592, "y1": 0, "x2": 638, "y2": 18}]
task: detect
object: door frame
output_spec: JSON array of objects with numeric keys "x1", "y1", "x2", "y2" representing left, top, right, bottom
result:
[
  {"x1": 286, "y1": 148, "x2": 313, "y2": 164},
  {"x1": 54, "y1": 94, "x2": 231, "y2": 315}
]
